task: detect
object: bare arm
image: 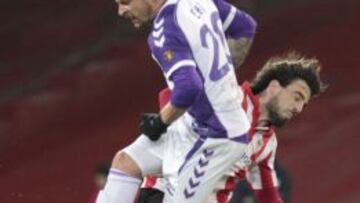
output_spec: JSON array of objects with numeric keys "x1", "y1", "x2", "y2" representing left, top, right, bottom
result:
[
  {"x1": 159, "y1": 102, "x2": 186, "y2": 124},
  {"x1": 227, "y1": 37, "x2": 253, "y2": 69}
]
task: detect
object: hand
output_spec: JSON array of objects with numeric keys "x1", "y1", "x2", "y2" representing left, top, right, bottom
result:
[{"x1": 140, "y1": 113, "x2": 169, "y2": 141}]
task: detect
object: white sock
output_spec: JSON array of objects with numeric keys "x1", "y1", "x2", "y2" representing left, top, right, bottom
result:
[{"x1": 96, "y1": 168, "x2": 141, "y2": 203}]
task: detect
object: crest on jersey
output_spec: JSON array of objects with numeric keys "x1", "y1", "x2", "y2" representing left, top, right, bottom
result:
[{"x1": 164, "y1": 50, "x2": 174, "y2": 62}]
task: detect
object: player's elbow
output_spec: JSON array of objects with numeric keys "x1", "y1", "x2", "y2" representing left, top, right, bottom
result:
[
  {"x1": 186, "y1": 78, "x2": 203, "y2": 100},
  {"x1": 186, "y1": 75, "x2": 203, "y2": 93},
  {"x1": 171, "y1": 79, "x2": 203, "y2": 108}
]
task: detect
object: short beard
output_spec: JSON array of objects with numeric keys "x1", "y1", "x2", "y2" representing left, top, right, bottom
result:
[{"x1": 267, "y1": 96, "x2": 287, "y2": 127}]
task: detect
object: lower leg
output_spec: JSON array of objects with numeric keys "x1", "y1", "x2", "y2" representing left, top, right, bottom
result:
[{"x1": 96, "y1": 151, "x2": 142, "y2": 203}]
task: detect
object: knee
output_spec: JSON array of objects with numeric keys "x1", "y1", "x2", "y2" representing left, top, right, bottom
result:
[{"x1": 111, "y1": 151, "x2": 142, "y2": 179}]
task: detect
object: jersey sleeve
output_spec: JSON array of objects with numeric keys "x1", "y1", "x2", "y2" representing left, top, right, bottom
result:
[
  {"x1": 213, "y1": 0, "x2": 257, "y2": 39},
  {"x1": 245, "y1": 135, "x2": 284, "y2": 203},
  {"x1": 250, "y1": 152, "x2": 284, "y2": 203},
  {"x1": 148, "y1": 16, "x2": 196, "y2": 81},
  {"x1": 149, "y1": 12, "x2": 203, "y2": 108}
]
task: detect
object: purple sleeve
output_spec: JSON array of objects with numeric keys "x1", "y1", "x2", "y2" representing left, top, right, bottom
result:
[
  {"x1": 148, "y1": 6, "x2": 194, "y2": 74},
  {"x1": 213, "y1": 0, "x2": 257, "y2": 39},
  {"x1": 170, "y1": 66, "x2": 203, "y2": 108},
  {"x1": 148, "y1": 29, "x2": 194, "y2": 74},
  {"x1": 213, "y1": 0, "x2": 231, "y2": 20},
  {"x1": 226, "y1": 9, "x2": 257, "y2": 39}
]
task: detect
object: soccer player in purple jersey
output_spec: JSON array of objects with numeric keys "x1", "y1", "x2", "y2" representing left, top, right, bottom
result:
[
  {"x1": 96, "y1": 0, "x2": 257, "y2": 202},
  {"x1": 138, "y1": 53, "x2": 325, "y2": 203}
]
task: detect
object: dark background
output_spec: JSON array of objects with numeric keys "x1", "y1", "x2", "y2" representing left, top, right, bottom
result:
[{"x1": 0, "y1": 0, "x2": 359, "y2": 202}]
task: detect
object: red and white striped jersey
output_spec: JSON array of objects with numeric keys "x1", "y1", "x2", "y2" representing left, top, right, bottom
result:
[{"x1": 141, "y1": 82, "x2": 283, "y2": 203}]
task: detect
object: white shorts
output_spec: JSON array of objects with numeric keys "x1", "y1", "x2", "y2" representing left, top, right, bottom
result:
[
  {"x1": 123, "y1": 113, "x2": 198, "y2": 178},
  {"x1": 164, "y1": 135, "x2": 249, "y2": 203},
  {"x1": 124, "y1": 113, "x2": 249, "y2": 203}
]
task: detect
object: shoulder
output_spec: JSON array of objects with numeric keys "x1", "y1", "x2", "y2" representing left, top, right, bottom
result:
[
  {"x1": 152, "y1": 0, "x2": 189, "y2": 37},
  {"x1": 154, "y1": 0, "x2": 177, "y2": 25},
  {"x1": 148, "y1": 1, "x2": 186, "y2": 50},
  {"x1": 153, "y1": 0, "x2": 214, "y2": 33},
  {"x1": 148, "y1": 0, "x2": 196, "y2": 71}
]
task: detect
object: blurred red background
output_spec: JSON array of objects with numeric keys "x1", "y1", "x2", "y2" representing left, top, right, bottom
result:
[{"x1": 0, "y1": 0, "x2": 359, "y2": 202}]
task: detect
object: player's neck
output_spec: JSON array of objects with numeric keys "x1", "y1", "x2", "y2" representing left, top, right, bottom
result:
[
  {"x1": 257, "y1": 92, "x2": 271, "y2": 127},
  {"x1": 257, "y1": 110, "x2": 271, "y2": 127},
  {"x1": 150, "y1": 0, "x2": 166, "y2": 19}
]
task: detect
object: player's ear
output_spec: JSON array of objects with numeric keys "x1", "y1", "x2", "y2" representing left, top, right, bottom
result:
[{"x1": 267, "y1": 80, "x2": 281, "y2": 95}]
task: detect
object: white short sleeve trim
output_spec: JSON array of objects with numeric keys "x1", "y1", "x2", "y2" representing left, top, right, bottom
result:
[
  {"x1": 223, "y1": 6, "x2": 237, "y2": 31},
  {"x1": 165, "y1": 59, "x2": 196, "y2": 79}
]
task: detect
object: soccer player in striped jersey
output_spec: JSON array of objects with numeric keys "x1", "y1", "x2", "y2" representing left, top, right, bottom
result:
[
  {"x1": 139, "y1": 53, "x2": 325, "y2": 203},
  {"x1": 96, "y1": 0, "x2": 257, "y2": 202}
]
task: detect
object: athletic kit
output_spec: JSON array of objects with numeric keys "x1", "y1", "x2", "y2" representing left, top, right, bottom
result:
[
  {"x1": 98, "y1": 0, "x2": 256, "y2": 203},
  {"x1": 123, "y1": 0, "x2": 257, "y2": 201},
  {"x1": 141, "y1": 83, "x2": 284, "y2": 203}
]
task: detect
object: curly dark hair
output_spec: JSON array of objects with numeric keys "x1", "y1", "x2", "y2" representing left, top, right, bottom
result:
[{"x1": 251, "y1": 52, "x2": 326, "y2": 97}]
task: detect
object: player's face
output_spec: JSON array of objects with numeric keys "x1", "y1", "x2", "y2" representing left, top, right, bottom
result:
[
  {"x1": 267, "y1": 79, "x2": 311, "y2": 127},
  {"x1": 115, "y1": 0, "x2": 153, "y2": 28}
]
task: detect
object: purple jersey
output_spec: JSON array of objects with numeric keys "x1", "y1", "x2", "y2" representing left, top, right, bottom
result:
[{"x1": 148, "y1": 0, "x2": 256, "y2": 139}]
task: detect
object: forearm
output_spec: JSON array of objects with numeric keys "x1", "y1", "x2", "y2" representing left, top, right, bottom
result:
[
  {"x1": 227, "y1": 37, "x2": 253, "y2": 69},
  {"x1": 219, "y1": 3, "x2": 256, "y2": 69},
  {"x1": 160, "y1": 66, "x2": 202, "y2": 124},
  {"x1": 159, "y1": 102, "x2": 186, "y2": 124}
]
